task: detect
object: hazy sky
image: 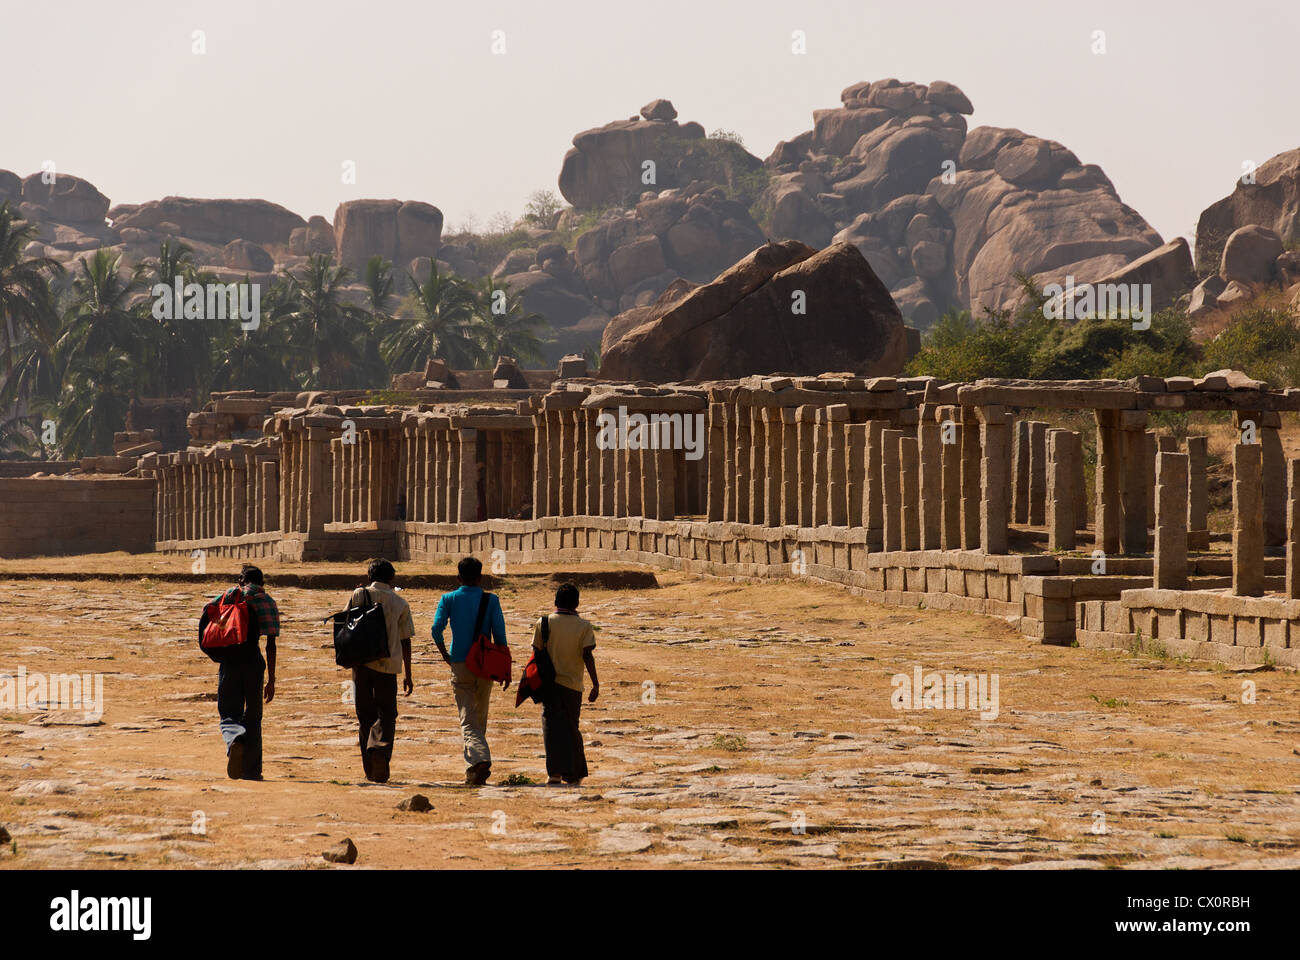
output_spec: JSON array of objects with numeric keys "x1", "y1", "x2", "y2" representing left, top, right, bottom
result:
[{"x1": 5, "y1": 0, "x2": 1297, "y2": 248}]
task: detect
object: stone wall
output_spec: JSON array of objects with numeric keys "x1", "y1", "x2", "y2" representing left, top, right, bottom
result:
[{"x1": 0, "y1": 478, "x2": 154, "y2": 557}]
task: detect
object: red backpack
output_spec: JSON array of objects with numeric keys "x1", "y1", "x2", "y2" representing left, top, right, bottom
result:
[{"x1": 199, "y1": 591, "x2": 255, "y2": 662}]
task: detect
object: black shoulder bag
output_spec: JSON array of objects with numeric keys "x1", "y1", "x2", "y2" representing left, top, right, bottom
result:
[{"x1": 331, "y1": 589, "x2": 390, "y2": 668}]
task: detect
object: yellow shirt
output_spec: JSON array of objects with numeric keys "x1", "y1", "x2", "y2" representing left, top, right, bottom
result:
[
  {"x1": 349, "y1": 582, "x2": 415, "y2": 675},
  {"x1": 532, "y1": 612, "x2": 596, "y2": 693}
]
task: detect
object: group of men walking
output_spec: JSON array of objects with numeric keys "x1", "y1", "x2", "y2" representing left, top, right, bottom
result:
[{"x1": 211, "y1": 557, "x2": 599, "y2": 787}]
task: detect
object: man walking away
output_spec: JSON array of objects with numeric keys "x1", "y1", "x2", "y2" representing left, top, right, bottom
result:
[
  {"x1": 533, "y1": 582, "x2": 599, "y2": 785},
  {"x1": 215, "y1": 564, "x2": 280, "y2": 781},
  {"x1": 431, "y1": 557, "x2": 508, "y2": 785},
  {"x1": 347, "y1": 558, "x2": 415, "y2": 783}
]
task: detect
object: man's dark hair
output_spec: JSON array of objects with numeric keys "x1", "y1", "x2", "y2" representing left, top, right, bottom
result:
[
  {"x1": 368, "y1": 558, "x2": 396, "y2": 584},
  {"x1": 239, "y1": 564, "x2": 264, "y2": 586},
  {"x1": 555, "y1": 582, "x2": 580, "y2": 610},
  {"x1": 458, "y1": 556, "x2": 483, "y2": 585}
]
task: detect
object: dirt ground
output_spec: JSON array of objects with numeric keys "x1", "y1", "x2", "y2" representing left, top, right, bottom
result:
[{"x1": 1, "y1": 553, "x2": 1298, "y2": 870}]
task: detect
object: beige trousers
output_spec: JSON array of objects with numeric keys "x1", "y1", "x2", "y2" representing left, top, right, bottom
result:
[{"x1": 450, "y1": 662, "x2": 493, "y2": 769}]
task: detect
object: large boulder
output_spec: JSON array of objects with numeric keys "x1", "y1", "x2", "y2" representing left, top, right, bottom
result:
[
  {"x1": 600, "y1": 241, "x2": 908, "y2": 381},
  {"x1": 20, "y1": 173, "x2": 110, "y2": 224},
  {"x1": 333, "y1": 199, "x2": 443, "y2": 272},
  {"x1": 1195, "y1": 147, "x2": 1300, "y2": 271},
  {"x1": 1087, "y1": 237, "x2": 1197, "y2": 313},
  {"x1": 289, "y1": 215, "x2": 336, "y2": 256},
  {"x1": 1220, "y1": 224, "x2": 1283, "y2": 284},
  {"x1": 113, "y1": 197, "x2": 304, "y2": 246},
  {"x1": 0, "y1": 170, "x2": 24, "y2": 206},
  {"x1": 558, "y1": 104, "x2": 762, "y2": 210},
  {"x1": 223, "y1": 239, "x2": 274, "y2": 273},
  {"x1": 500, "y1": 270, "x2": 610, "y2": 363}
]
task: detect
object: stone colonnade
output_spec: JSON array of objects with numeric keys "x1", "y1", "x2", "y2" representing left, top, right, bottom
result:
[
  {"x1": 528, "y1": 389, "x2": 708, "y2": 521},
  {"x1": 143, "y1": 437, "x2": 280, "y2": 542}
]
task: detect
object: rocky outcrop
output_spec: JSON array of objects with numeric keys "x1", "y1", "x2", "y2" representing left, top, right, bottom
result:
[
  {"x1": 1195, "y1": 148, "x2": 1300, "y2": 271},
  {"x1": 112, "y1": 197, "x2": 305, "y2": 246},
  {"x1": 558, "y1": 99, "x2": 762, "y2": 210},
  {"x1": 1086, "y1": 238, "x2": 1196, "y2": 313},
  {"x1": 333, "y1": 199, "x2": 443, "y2": 273},
  {"x1": 1187, "y1": 224, "x2": 1298, "y2": 320},
  {"x1": 763, "y1": 80, "x2": 1166, "y2": 326},
  {"x1": 600, "y1": 240, "x2": 908, "y2": 382},
  {"x1": 20, "y1": 173, "x2": 110, "y2": 224}
]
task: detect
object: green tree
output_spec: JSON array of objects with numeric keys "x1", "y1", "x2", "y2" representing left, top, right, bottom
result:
[
  {"x1": 281, "y1": 254, "x2": 384, "y2": 389},
  {"x1": 471, "y1": 276, "x2": 548, "y2": 365},
  {"x1": 380, "y1": 261, "x2": 481, "y2": 372}
]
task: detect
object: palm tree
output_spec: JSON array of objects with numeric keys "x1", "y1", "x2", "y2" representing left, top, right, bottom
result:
[
  {"x1": 208, "y1": 274, "x2": 297, "y2": 392},
  {"x1": 136, "y1": 239, "x2": 218, "y2": 398},
  {"x1": 363, "y1": 255, "x2": 394, "y2": 319},
  {"x1": 281, "y1": 254, "x2": 382, "y2": 389},
  {"x1": 471, "y1": 275, "x2": 549, "y2": 366},
  {"x1": 0, "y1": 203, "x2": 63, "y2": 374},
  {"x1": 55, "y1": 249, "x2": 150, "y2": 456},
  {"x1": 0, "y1": 203, "x2": 64, "y2": 453},
  {"x1": 380, "y1": 260, "x2": 481, "y2": 372}
]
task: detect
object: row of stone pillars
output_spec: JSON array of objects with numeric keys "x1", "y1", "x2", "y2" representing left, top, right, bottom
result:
[
  {"x1": 531, "y1": 398, "x2": 706, "y2": 520},
  {"x1": 148, "y1": 440, "x2": 279, "y2": 542},
  {"x1": 332, "y1": 425, "x2": 401, "y2": 525},
  {"x1": 1154, "y1": 439, "x2": 1300, "y2": 598},
  {"x1": 700, "y1": 400, "x2": 1020, "y2": 552}
]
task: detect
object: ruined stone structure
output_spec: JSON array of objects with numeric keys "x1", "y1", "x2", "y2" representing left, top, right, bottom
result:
[{"x1": 9, "y1": 360, "x2": 1300, "y2": 670}]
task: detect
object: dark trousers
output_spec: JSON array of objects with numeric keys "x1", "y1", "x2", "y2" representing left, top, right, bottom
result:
[
  {"x1": 353, "y1": 665, "x2": 398, "y2": 771},
  {"x1": 218, "y1": 659, "x2": 264, "y2": 778},
  {"x1": 542, "y1": 685, "x2": 588, "y2": 782}
]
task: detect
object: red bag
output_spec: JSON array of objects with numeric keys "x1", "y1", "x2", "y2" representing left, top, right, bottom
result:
[
  {"x1": 201, "y1": 592, "x2": 251, "y2": 652},
  {"x1": 466, "y1": 592, "x2": 511, "y2": 683}
]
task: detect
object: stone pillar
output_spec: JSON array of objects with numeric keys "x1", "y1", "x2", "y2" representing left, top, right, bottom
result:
[
  {"x1": 331, "y1": 438, "x2": 343, "y2": 523},
  {"x1": 307, "y1": 425, "x2": 330, "y2": 538},
  {"x1": 1233, "y1": 442, "x2": 1264, "y2": 596},
  {"x1": 881, "y1": 428, "x2": 904, "y2": 551},
  {"x1": 1095, "y1": 410, "x2": 1121, "y2": 554},
  {"x1": 796, "y1": 405, "x2": 816, "y2": 528},
  {"x1": 865, "y1": 420, "x2": 884, "y2": 546},
  {"x1": 626, "y1": 431, "x2": 642, "y2": 517},
  {"x1": 846, "y1": 423, "x2": 867, "y2": 528},
  {"x1": 734, "y1": 399, "x2": 751, "y2": 523},
  {"x1": 556, "y1": 410, "x2": 573, "y2": 518},
  {"x1": 263, "y1": 460, "x2": 278, "y2": 533},
  {"x1": 1027, "y1": 420, "x2": 1047, "y2": 526},
  {"x1": 811, "y1": 409, "x2": 830, "y2": 526},
  {"x1": 532, "y1": 411, "x2": 548, "y2": 519},
  {"x1": 585, "y1": 409, "x2": 601, "y2": 516},
  {"x1": 960, "y1": 409, "x2": 981, "y2": 549},
  {"x1": 1143, "y1": 431, "x2": 1157, "y2": 529},
  {"x1": 781, "y1": 409, "x2": 799, "y2": 526},
  {"x1": 599, "y1": 408, "x2": 616, "y2": 517},
  {"x1": 1046, "y1": 429, "x2": 1074, "y2": 551},
  {"x1": 706, "y1": 402, "x2": 726, "y2": 521},
  {"x1": 656, "y1": 443, "x2": 675, "y2": 520},
  {"x1": 547, "y1": 410, "x2": 563, "y2": 517},
  {"x1": 370, "y1": 431, "x2": 384, "y2": 522},
  {"x1": 638, "y1": 442, "x2": 657, "y2": 520},
  {"x1": 980, "y1": 407, "x2": 1010, "y2": 554},
  {"x1": 1012, "y1": 419, "x2": 1030, "y2": 524},
  {"x1": 762, "y1": 408, "x2": 783, "y2": 527},
  {"x1": 748, "y1": 405, "x2": 765, "y2": 525},
  {"x1": 1153, "y1": 451, "x2": 1189, "y2": 590},
  {"x1": 1182, "y1": 436, "x2": 1206, "y2": 547},
  {"x1": 1069, "y1": 431, "x2": 1087, "y2": 530},
  {"x1": 458, "y1": 428, "x2": 479, "y2": 523},
  {"x1": 1287, "y1": 459, "x2": 1300, "y2": 600},
  {"x1": 613, "y1": 417, "x2": 628, "y2": 518},
  {"x1": 941, "y1": 418, "x2": 961, "y2": 550},
  {"x1": 918, "y1": 420, "x2": 942, "y2": 549},
  {"x1": 826, "y1": 405, "x2": 849, "y2": 527},
  {"x1": 899, "y1": 435, "x2": 920, "y2": 550},
  {"x1": 1259, "y1": 412, "x2": 1286, "y2": 547},
  {"x1": 1120, "y1": 411, "x2": 1149, "y2": 555},
  {"x1": 232, "y1": 457, "x2": 247, "y2": 537}
]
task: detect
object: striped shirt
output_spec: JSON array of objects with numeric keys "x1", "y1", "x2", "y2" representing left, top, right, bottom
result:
[{"x1": 218, "y1": 584, "x2": 281, "y2": 639}]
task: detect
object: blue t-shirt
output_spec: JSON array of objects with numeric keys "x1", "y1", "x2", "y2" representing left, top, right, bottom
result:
[{"x1": 431, "y1": 586, "x2": 507, "y2": 662}]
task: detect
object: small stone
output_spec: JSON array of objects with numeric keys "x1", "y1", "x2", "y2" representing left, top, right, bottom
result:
[
  {"x1": 0, "y1": 825, "x2": 10, "y2": 844},
  {"x1": 397, "y1": 794, "x2": 432, "y2": 813},
  {"x1": 323, "y1": 838, "x2": 358, "y2": 864}
]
